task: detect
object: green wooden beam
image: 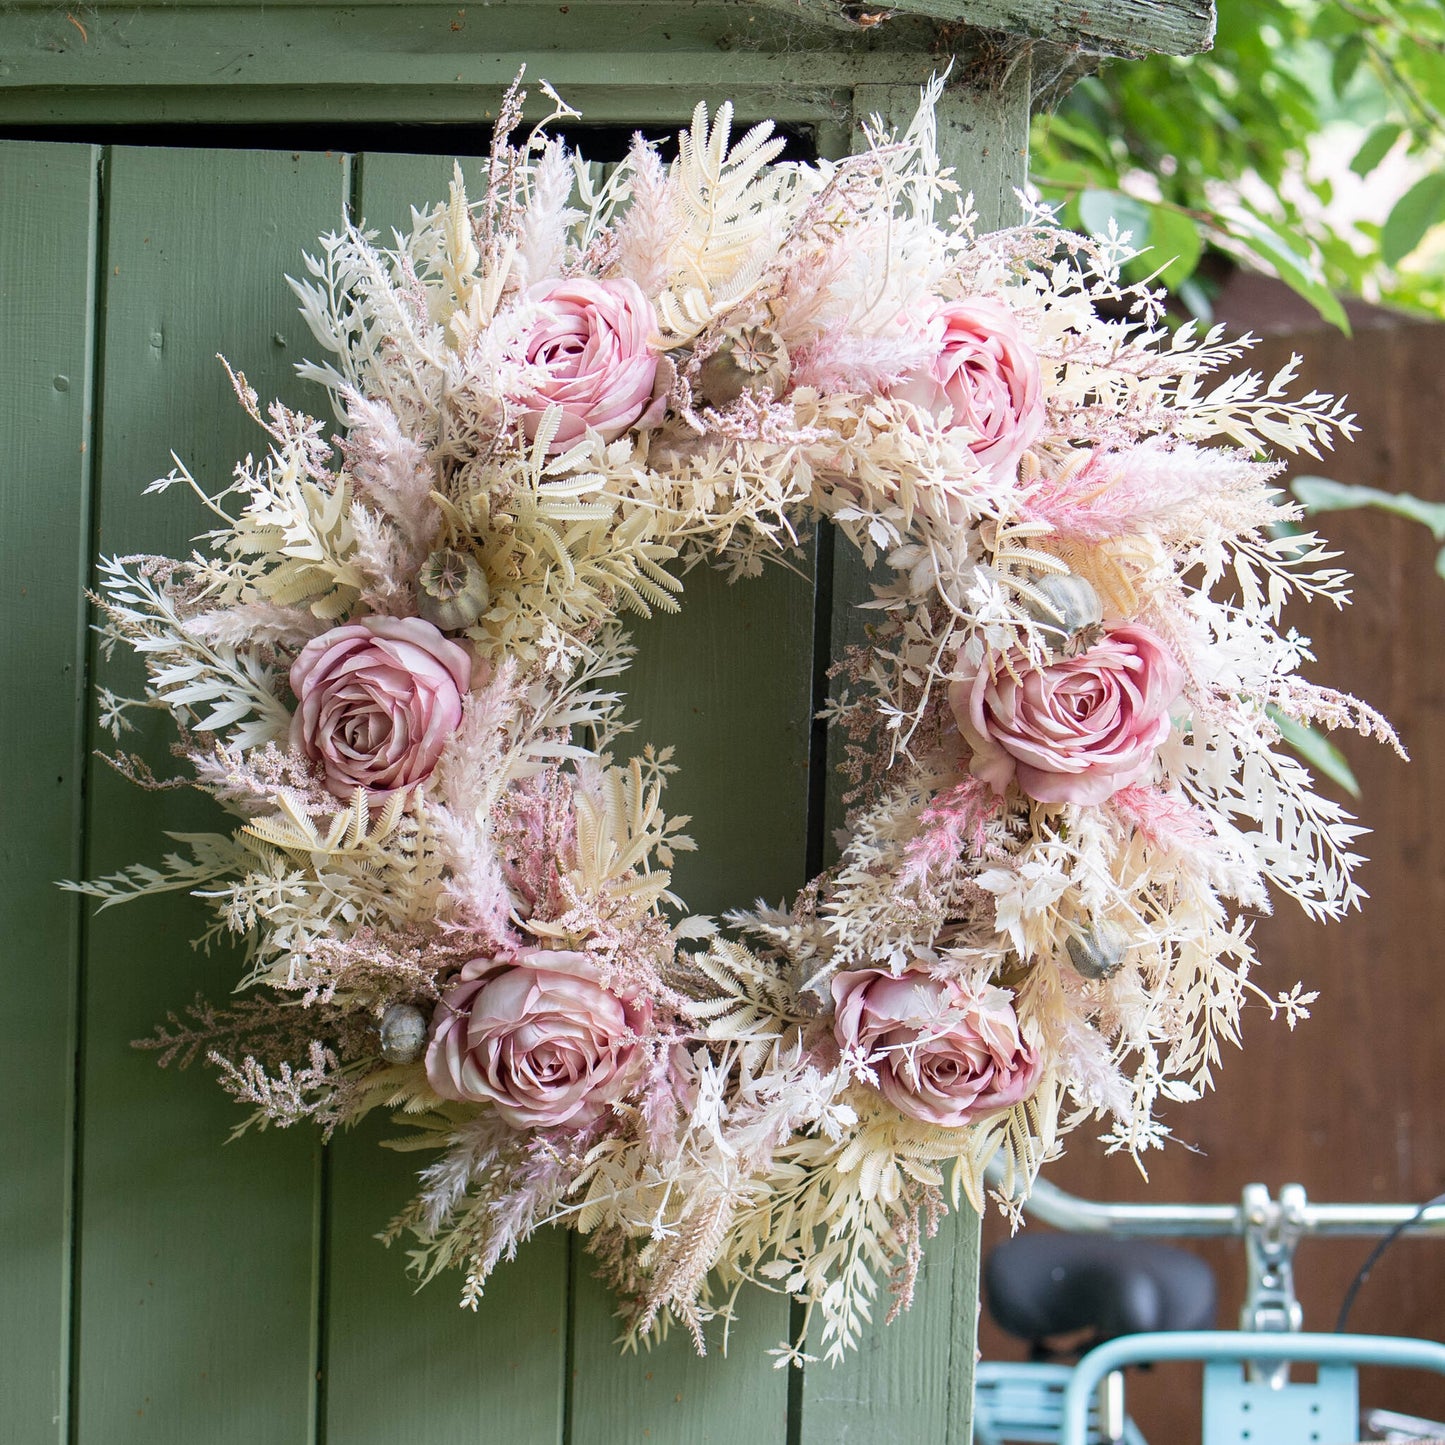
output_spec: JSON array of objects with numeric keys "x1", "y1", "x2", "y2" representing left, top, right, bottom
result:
[
  {"x1": 0, "y1": 2, "x2": 950, "y2": 127},
  {"x1": 0, "y1": 0, "x2": 1213, "y2": 130},
  {"x1": 0, "y1": 0, "x2": 1215, "y2": 57},
  {"x1": 0, "y1": 6, "x2": 933, "y2": 90}
]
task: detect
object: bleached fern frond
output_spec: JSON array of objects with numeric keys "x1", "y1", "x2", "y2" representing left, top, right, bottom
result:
[
  {"x1": 289, "y1": 226, "x2": 450, "y2": 427},
  {"x1": 1166, "y1": 711, "x2": 1369, "y2": 921},
  {"x1": 242, "y1": 789, "x2": 408, "y2": 860},
  {"x1": 93, "y1": 555, "x2": 291, "y2": 748},
  {"x1": 226, "y1": 453, "x2": 364, "y2": 620},
  {"x1": 1171, "y1": 352, "x2": 1359, "y2": 456},
  {"x1": 658, "y1": 101, "x2": 791, "y2": 342},
  {"x1": 569, "y1": 754, "x2": 692, "y2": 906},
  {"x1": 219, "y1": 809, "x2": 452, "y2": 988},
  {"x1": 61, "y1": 831, "x2": 251, "y2": 907},
  {"x1": 459, "y1": 428, "x2": 686, "y2": 666},
  {"x1": 673, "y1": 939, "x2": 805, "y2": 1038}
]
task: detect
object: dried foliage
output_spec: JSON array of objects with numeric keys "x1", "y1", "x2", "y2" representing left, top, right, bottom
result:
[{"x1": 65, "y1": 73, "x2": 1391, "y2": 1364}]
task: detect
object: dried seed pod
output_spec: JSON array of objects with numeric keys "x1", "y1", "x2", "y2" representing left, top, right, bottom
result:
[
  {"x1": 417, "y1": 548, "x2": 491, "y2": 632},
  {"x1": 379, "y1": 1002, "x2": 429, "y2": 1064},
  {"x1": 697, "y1": 326, "x2": 791, "y2": 407},
  {"x1": 1021, "y1": 573, "x2": 1103, "y2": 642},
  {"x1": 1065, "y1": 920, "x2": 1130, "y2": 981}
]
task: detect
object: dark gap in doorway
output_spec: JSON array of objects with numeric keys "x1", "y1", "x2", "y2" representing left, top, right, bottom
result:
[{"x1": 0, "y1": 120, "x2": 818, "y2": 163}]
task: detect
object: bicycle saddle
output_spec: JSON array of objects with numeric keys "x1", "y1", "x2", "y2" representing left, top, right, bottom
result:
[{"x1": 985, "y1": 1234, "x2": 1217, "y2": 1357}]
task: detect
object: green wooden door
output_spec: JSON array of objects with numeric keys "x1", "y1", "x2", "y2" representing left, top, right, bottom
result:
[{"x1": 2, "y1": 82, "x2": 1029, "y2": 1444}]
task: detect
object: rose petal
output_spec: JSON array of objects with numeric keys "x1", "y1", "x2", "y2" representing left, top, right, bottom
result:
[
  {"x1": 517, "y1": 278, "x2": 660, "y2": 454},
  {"x1": 288, "y1": 615, "x2": 470, "y2": 800},
  {"x1": 832, "y1": 968, "x2": 1041, "y2": 1128},
  {"x1": 424, "y1": 948, "x2": 645, "y2": 1130}
]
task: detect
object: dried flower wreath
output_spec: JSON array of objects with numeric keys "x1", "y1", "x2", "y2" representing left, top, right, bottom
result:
[{"x1": 70, "y1": 75, "x2": 1400, "y2": 1364}]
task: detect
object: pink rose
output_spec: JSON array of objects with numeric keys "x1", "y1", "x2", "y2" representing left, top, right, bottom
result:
[
  {"x1": 831, "y1": 970, "x2": 1041, "y2": 1128},
  {"x1": 895, "y1": 297, "x2": 1044, "y2": 478},
  {"x1": 517, "y1": 278, "x2": 660, "y2": 454},
  {"x1": 950, "y1": 624, "x2": 1185, "y2": 807},
  {"x1": 289, "y1": 614, "x2": 470, "y2": 800},
  {"x1": 425, "y1": 949, "x2": 650, "y2": 1129}
]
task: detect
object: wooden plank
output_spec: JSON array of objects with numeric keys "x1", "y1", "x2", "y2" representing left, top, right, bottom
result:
[
  {"x1": 565, "y1": 553, "x2": 816, "y2": 1438},
  {"x1": 0, "y1": 0, "x2": 1216, "y2": 56},
  {"x1": 323, "y1": 1118, "x2": 571, "y2": 1443},
  {"x1": 318, "y1": 147, "x2": 570, "y2": 1445},
  {"x1": 72, "y1": 144, "x2": 347, "y2": 1445},
  {"x1": 0, "y1": 31, "x2": 953, "y2": 92},
  {"x1": 0, "y1": 5, "x2": 970, "y2": 104},
  {"x1": 0, "y1": 139, "x2": 99, "y2": 1445},
  {"x1": 795, "y1": 74, "x2": 1031, "y2": 1443}
]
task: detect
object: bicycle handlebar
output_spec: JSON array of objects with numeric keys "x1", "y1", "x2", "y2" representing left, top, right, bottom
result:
[{"x1": 999, "y1": 1171, "x2": 1445, "y2": 1239}]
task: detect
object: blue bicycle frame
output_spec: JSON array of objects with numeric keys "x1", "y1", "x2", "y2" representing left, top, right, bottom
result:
[{"x1": 1058, "y1": 1331, "x2": 1445, "y2": 1445}]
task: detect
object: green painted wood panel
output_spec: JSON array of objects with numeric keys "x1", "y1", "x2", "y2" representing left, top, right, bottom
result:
[
  {"x1": 318, "y1": 148, "x2": 572, "y2": 1445},
  {"x1": 566, "y1": 554, "x2": 814, "y2": 1444},
  {"x1": 72, "y1": 145, "x2": 348, "y2": 1444},
  {"x1": 0, "y1": 139, "x2": 99, "y2": 1445}
]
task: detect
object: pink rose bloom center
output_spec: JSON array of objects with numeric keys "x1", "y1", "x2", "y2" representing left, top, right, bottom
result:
[
  {"x1": 894, "y1": 297, "x2": 1045, "y2": 479},
  {"x1": 425, "y1": 949, "x2": 650, "y2": 1130},
  {"x1": 831, "y1": 969, "x2": 1040, "y2": 1128},
  {"x1": 518, "y1": 277, "x2": 660, "y2": 454},
  {"x1": 289, "y1": 614, "x2": 471, "y2": 801},
  {"x1": 949, "y1": 624, "x2": 1185, "y2": 807}
]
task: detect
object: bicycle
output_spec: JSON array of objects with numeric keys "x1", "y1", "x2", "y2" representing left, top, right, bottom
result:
[{"x1": 972, "y1": 1172, "x2": 1445, "y2": 1444}]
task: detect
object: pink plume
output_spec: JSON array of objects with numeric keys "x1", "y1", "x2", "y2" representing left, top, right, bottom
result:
[
  {"x1": 902, "y1": 776, "x2": 1001, "y2": 883},
  {"x1": 1110, "y1": 784, "x2": 1215, "y2": 853},
  {"x1": 1022, "y1": 437, "x2": 1279, "y2": 542}
]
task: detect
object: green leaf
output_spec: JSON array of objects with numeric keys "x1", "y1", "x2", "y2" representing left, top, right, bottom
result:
[
  {"x1": 1309, "y1": 5, "x2": 1361, "y2": 42},
  {"x1": 1331, "y1": 34, "x2": 1366, "y2": 98},
  {"x1": 1031, "y1": 159, "x2": 1106, "y2": 195},
  {"x1": 1381, "y1": 171, "x2": 1445, "y2": 267},
  {"x1": 1177, "y1": 276, "x2": 1214, "y2": 323},
  {"x1": 1268, "y1": 706, "x2": 1360, "y2": 799},
  {"x1": 1226, "y1": 214, "x2": 1351, "y2": 333},
  {"x1": 1291, "y1": 474, "x2": 1445, "y2": 540},
  {"x1": 1040, "y1": 112, "x2": 1118, "y2": 171},
  {"x1": 1141, "y1": 203, "x2": 1205, "y2": 289},
  {"x1": 1078, "y1": 189, "x2": 1152, "y2": 251},
  {"x1": 1350, "y1": 122, "x2": 1402, "y2": 178}
]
